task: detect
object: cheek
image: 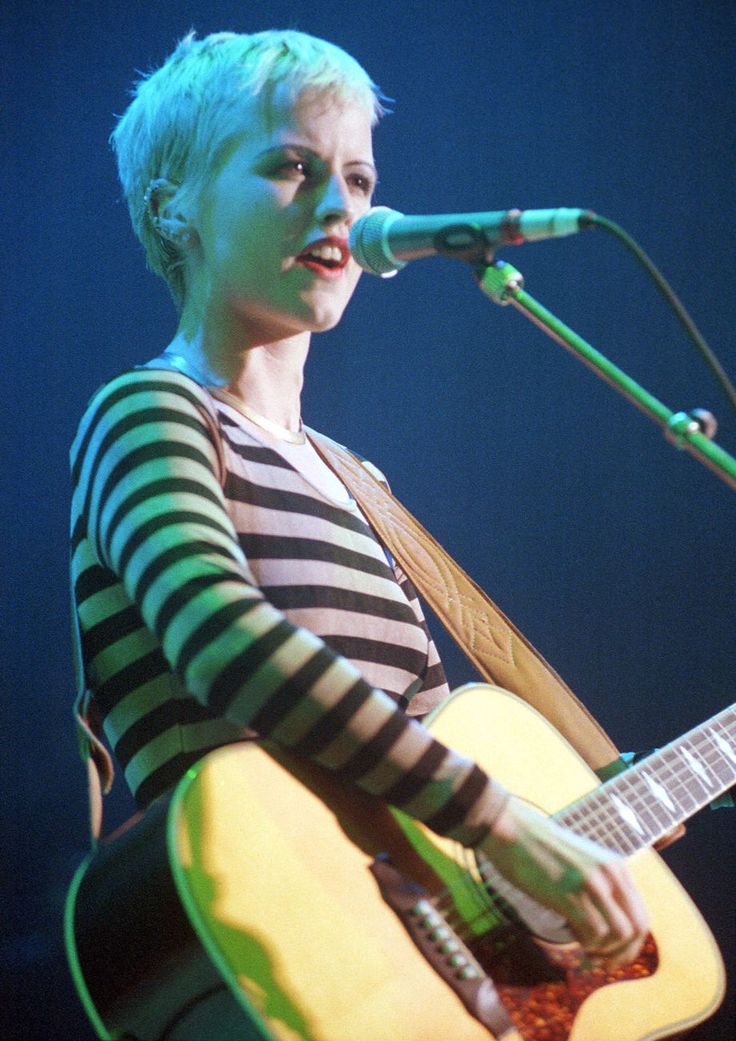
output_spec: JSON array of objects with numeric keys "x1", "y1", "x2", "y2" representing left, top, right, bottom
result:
[{"x1": 205, "y1": 186, "x2": 286, "y2": 263}]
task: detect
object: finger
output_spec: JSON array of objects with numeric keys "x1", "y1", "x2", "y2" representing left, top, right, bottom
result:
[
  {"x1": 556, "y1": 866, "x2": 629, "y2": 942},
  {"x1": 584, "y1": 868, "x2": 635, "y2": 943},
  {"x1": 605, "y1": 861, "x2": 650, "y2": 937},
  {"x1": 564, "y1": 895, "x2": 645, "y2": 970},
  {"x1": 600, "y1": 934, "x2": 648, "y2": 969},
  {"x1": 565, "y1": 888, "x2": 611, "y2": 950},
  {"x1": 584, "y1": 923, "x2": 649, "y2": 970},
  {"x1": 575, "y1": 865, "x2": 649, "y2": 966}
]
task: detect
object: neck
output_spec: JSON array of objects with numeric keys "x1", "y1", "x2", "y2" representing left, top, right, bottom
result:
[{"x1": 165, "y1": 308, "x2": 310, "y2": 433}]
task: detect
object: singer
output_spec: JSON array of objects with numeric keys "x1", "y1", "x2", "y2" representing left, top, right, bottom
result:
[{"x1": 68, "y1": 29, "x2": 648, "y2": 1040}]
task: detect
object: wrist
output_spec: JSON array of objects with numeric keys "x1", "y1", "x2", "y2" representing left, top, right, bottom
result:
[{"x1": 460, "y1": 778, "x2": 512, "y2": 848}]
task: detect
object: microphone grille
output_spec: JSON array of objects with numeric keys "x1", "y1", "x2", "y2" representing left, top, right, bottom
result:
[{"x1": 350, "y1": 206, "x2": 404, "y2": 276}]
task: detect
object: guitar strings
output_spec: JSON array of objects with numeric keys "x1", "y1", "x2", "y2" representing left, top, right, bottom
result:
[
  {"x1": 417, "y1": 713, "x2": 736, "y2": 956},
  {"x1": 422, "y1": 848, "x2": 519, "y2": 950}
]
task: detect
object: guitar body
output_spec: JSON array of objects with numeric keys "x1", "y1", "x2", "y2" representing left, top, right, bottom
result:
[{"x1": 66, "y1": 684, "x2": 726, "y2": 1041}]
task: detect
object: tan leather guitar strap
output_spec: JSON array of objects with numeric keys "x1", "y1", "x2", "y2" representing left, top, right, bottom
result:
[{"x1": 309, "y1": 431, "x2": 620, "y2": 771}]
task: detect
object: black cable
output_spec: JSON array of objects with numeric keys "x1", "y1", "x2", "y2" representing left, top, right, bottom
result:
[
  {"x1": 582, "y1": 212, "x2": 736, "y2": 417},
  {"x1": 158, "y1": 982, "x2": 231, "y2": 1041}
]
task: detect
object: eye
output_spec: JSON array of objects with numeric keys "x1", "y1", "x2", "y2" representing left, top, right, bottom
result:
[
  {"x1": 348, "y1": 172, "x2": 376, "y2": 197},
  {"x1": 273, "y1": 158, "x2": 313, "y2": 180}
]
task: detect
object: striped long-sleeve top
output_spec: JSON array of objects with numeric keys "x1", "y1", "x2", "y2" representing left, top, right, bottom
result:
[{"x1": 70, "y1": 367, "x2": 507, "y2": 846}]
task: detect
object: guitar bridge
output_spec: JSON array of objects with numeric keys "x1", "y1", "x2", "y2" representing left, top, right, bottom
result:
[{"x1": 369, "y1": 854, "x2": 516, "y2": 1037}]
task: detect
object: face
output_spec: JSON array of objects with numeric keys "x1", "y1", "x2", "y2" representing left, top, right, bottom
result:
[{"x1": 189, "y1": 86, "x2": 377, "y2": 345}]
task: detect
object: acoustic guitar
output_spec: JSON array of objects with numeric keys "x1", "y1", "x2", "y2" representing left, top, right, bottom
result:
[{"x1": 65, "y1": 684, "x2": 732, "y2": 1041}]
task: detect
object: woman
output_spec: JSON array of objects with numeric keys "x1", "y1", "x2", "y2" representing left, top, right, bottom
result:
[{"x1": 70, "y1": 28, "x2": 647, "y2": 1021}]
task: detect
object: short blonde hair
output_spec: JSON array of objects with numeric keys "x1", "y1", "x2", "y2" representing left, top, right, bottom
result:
[{"x1": 111, "y1": 30, "x2": 387, "y2": 305}]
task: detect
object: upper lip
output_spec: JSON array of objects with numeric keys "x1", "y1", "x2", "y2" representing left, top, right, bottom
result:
[{"x1": 296, "y1": 236, "x2": 350, "y2": 269}]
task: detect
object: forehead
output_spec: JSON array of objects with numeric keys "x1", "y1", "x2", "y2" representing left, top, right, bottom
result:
[{"x1": 229, "y1": 84, "x2": 375, "y2": 158}]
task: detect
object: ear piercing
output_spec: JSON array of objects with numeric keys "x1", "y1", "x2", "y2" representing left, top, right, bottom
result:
[
  {"x1": 143, "y1": 178, "x2": 169, "y2": 213},
  {"x1": 143, "y1": 179, "x2": 194, "y2": 246}
]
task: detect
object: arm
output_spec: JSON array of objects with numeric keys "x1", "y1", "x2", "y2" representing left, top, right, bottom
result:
[
  {"x1": 72, "y1": 369, "x2": 506, "y2": 844},
  {"x1": 71, "y1": 369, "x2": 647, "y2": 965}
]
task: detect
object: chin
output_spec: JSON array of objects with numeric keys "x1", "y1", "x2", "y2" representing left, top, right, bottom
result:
[
  {"x1": 299, "y1": 299, "x2": 349, "y2": 333},
  {"x1": 299, "y1": 279, "x2": 358, "y2": 332},
  {"x1": 308, "y1": 311, "x2": 344, "y2": 333}
]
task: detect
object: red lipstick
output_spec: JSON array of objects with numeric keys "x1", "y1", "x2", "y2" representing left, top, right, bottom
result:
[{"x1": 296, "y1": 236, "x2": 350, "y2": 279}]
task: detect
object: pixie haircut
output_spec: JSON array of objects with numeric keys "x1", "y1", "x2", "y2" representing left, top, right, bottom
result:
[{"x1": 111, "y1": 30, "x2": 387, "y2": 305}]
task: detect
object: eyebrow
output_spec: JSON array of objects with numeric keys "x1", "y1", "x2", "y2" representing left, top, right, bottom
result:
[{"x1": 255, "y1": 144, "x2": 378, "y2": 176}]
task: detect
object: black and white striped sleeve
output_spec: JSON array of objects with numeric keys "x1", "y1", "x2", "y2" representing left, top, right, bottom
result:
[{"x1": 70, "y1": 369, "x2": 507, "y2": 844}]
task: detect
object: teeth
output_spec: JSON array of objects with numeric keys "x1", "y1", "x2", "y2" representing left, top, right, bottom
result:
[{"x1": 304, "y1": 244, "x2": 344, "y2": 263}]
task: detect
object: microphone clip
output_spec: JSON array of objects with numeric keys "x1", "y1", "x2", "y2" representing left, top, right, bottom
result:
[{"x1": 430, "y1": 222, "x2": 496, "y2": 266}]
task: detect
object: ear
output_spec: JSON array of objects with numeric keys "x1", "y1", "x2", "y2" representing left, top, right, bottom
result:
[{"x1": 144, "y1": 178, "x2": 197, "y2": 247}]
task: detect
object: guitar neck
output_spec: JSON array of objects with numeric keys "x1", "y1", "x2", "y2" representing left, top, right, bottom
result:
[{"x1": 557, "y1": 703, "x2": 736, "y2": 855}]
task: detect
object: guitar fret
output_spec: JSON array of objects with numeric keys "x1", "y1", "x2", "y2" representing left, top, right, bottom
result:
[
  {"x1": 559, "y1": 790, "x2": 640, "y2": 855},
  {"x1": 703, "y1": 726, "x2": 736, "y2": 776},
  {"x1": 676, "y1": 746, "x2": 718, "y2": 795},
  {"x1": 686, "y1": 752, "x2": 721, "y2": 790},
  {"x1": 708, "y1": 756, "x2": 736, "y2": 788},
  {"x1": 621, "y1": 760, "x2": 705, "y2": 842},
  {"x1": 678, "y1": 736, "x2": 732, "y2": 796},
  {"x1": 609, "y1": 775, "x2": 667, "y2": 850},
  {"x1": 651, "y1": 749, "x2": 704, "y2": 812},
  {"x1": 711, "y1": 723, "x2": 736, "y2": 766},
  {"x1": 555, "y1": 703, "x2": 735, "y2": 856},
  {"x1": 625, "y1": 791, "x2": 667, "y2": 839}
]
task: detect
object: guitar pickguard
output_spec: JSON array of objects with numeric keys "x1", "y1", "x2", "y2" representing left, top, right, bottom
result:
[{"x1": 490, "y1": 934, "x2": 658, "y2": 1041}]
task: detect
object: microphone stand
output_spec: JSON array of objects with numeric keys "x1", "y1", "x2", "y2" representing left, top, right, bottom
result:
[{"x1": 476, "y1": 258, "x2": 736, "y2": 493}]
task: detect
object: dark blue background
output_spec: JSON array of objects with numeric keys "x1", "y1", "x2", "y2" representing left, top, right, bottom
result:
[{"x1": 4, "y1": 1, "x2": 734, "y2": 1038}]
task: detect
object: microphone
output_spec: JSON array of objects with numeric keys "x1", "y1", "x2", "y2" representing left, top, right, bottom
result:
[{"x1": 349, "y1": 205, "x2": 595, "y2": 276}]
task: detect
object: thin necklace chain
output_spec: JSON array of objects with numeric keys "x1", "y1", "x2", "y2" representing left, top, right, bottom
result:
[
  {"x1": 210, "y1": 387, "x2": 306, "y2": 445},
  {"x1": 161, "y1": 350, "x2": 306, "y2": 446}
]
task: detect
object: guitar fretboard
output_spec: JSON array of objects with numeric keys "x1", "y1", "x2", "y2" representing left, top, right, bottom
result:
[{"x1": 557, "y1": 703, "x2": 736, "y2": 855}]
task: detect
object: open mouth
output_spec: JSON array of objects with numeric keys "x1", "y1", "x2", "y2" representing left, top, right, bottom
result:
[{"x1": 296, "y1": 238, "x2": 350, "y2": 274}]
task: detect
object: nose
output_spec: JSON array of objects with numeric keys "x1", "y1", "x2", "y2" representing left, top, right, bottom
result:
[{"x1": 315, "y1": 174, "x2": 353, "y2": 229}]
